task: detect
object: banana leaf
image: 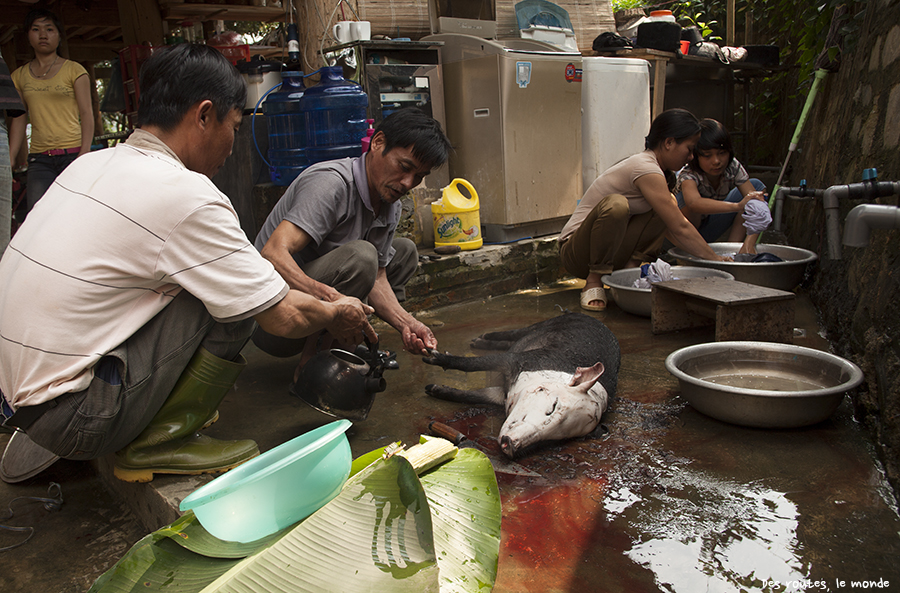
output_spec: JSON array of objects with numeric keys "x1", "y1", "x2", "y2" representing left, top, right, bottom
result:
[
  {"x1": 88, "y1": 533, "x2": 242, "y2": 593},
  {"x1": 420, "y1": 448, "x2": 501, "y2": 592},
  {"x1": 90, "y1": 445, "x2": 501, "y2": 593}
]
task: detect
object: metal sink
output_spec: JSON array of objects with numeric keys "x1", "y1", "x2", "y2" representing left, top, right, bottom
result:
[
  {"x1": 668, "y1": 243, "x2": 818, "y2": 290},
  {"x1": 602, "y1": 266, "x2": 734, "y2": 317}
]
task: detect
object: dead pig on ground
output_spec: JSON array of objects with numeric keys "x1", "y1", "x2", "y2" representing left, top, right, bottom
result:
[{"x1": 422, "y1": 312, "x2": 621, "y2": 458}]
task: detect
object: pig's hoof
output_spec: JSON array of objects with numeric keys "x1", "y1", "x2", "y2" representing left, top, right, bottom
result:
[
  {"x1": 470, "y1": 337, "x2": 491, "y2": 349},
  {"x1": 422, "y1": 350, "x2": 449, "y2": 367},
  {"x1": 425, "y1": 384, "x2": 451, "y2": 399},
  {"x1": 425, "y1": 384, "x2": 464, "y2": 402}
]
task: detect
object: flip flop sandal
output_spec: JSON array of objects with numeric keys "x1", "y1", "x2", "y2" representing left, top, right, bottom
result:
[{"x1": 580, "y1": 286, "x2": 607, "y2": 312}]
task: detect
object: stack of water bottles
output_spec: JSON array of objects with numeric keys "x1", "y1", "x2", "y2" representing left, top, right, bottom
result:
[{"x1": 264, "y1": 66, "x2": 369, "y2": 187}]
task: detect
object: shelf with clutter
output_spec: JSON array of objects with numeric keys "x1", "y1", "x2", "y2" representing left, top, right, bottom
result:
[{"x1": 158, "y1": 1, "x2": 286, "y2": 24}]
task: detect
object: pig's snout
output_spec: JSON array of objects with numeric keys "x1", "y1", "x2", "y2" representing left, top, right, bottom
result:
[
  {"x1": 499, "y1": 434, "x2": 517, "y2": 458},
  {"x1": 498, "y1": 396, "x2": 559, "y2": 458}
]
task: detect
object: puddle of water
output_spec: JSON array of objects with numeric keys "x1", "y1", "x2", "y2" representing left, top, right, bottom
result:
[{"x1": 620, "y1": 466, "x2": 807, "y2": 592}]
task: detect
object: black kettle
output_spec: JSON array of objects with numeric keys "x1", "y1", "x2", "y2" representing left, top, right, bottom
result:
[{"x1": 293, "y1": 337, "x2": 387, "y2": 421}]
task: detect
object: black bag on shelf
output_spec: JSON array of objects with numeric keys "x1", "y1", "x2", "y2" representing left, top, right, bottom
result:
[
  {"x1": 592, "y1": 31, "x2": 632, "y2": 52},
  {"x1": 636, "y1": 21, "x2": 682, "y2": 52}
]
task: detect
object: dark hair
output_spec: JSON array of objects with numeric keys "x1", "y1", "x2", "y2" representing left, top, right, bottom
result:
[
  {"x1": 688, "y1": 118, "x2": 735, "y2": 173},
  {"x1": 644, "y1": 108, "x2": 701, "y2": 150},
  {"x1": 24, "y1": 9, "x2": 65, "y2": 52},
  {"x1": 374, "y1": 107, "x2": 451, "y2": 170},
  {"x1": 137, "y1": 43, "x2": 246, "y2": 131}
]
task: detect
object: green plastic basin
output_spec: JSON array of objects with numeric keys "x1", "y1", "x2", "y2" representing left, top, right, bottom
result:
[{"x1": 179, "y1": 419, "x2": 352, "y2": 543}]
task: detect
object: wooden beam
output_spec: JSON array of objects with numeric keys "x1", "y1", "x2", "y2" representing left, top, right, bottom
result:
[
  {"x1": 744, "y1": 0, "x2": 753, "y2": 45},
  {"x1": 0, "y1": 2, "x2": 123, "y2": 29},
  {"x1": 116, "y1": 0, "x2": 164, "y2": 46},
  {"x1": 726, "y1": 0, "x2": 735, "y2": 46},
  {"x1": 68, "y1": 45, "x2": 122, "y2": 63},
  {"x1": 80, "y1": 26, "x2": 121, "y2": 41},
  {"x1": 160, "y1": 2, "x2": 286, "y2": 23}
]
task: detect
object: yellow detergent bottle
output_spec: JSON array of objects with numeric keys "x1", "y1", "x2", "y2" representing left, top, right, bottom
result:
[{"x1": 431, "y1": 178, "x2": 483, "y2": 250}]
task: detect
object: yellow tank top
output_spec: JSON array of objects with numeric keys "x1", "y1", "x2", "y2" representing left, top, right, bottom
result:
[{"x1": 11, "y1": 59, "x2": 88, "y2": 153}]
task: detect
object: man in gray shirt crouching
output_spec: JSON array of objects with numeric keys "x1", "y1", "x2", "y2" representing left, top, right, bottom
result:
[{"x1": 253, "y1": 107, "x2": 451, "y2": 388}]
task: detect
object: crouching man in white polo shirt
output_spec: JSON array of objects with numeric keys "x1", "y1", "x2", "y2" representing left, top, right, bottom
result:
[{"x1": 0, "y1": 44, "x2": 375, "y2": 483}]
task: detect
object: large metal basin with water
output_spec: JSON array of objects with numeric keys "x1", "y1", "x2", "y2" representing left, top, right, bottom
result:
[
  {"x1": 602, "y1": 266, "x2": 735, "y2": 317},
  {"x1": 665, "y1": 341, "x2": 864, "y2": 428},
  {"x1": 667, "y1": 243, "x2": 818, "y2": 290}
]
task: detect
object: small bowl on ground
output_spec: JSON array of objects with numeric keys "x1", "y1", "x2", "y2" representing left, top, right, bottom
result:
[
  {"x1": 665, "y1": 342, "x2": 863, "y2": 428},
  {"x1": 179, "y1": 419, "x2": 352, "y2": 543},
  {"x1": 601, "y1": 266, "x2": 735, "y2": 317},
  {"x1": 667, "y1": 243, "x2": 818, "y2": 290}
]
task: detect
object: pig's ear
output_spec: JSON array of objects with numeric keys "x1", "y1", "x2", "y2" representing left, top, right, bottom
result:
[{"x1": 569, "y1": 362, "x2": 605, "y2": 391}]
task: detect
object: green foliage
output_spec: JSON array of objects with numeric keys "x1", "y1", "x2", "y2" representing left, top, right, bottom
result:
[
  {"x1": 671, "y1": 0, "x2": 724, "y2": 41},
  {"x1": 678, "y1": 11, "x2": 721, "y2": 40},
  {"x1": 610, "y1": 0, "x2": 645, "y2": 10}
]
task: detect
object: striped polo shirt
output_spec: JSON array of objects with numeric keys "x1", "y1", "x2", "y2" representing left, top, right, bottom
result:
[{"x1": 0, "y1": 129, "x2": 288, "y2": 408}]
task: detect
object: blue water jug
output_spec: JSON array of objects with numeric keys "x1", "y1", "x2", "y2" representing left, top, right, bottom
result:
[
  {"x1": 300, "y1": 66, "x2": 368, "y2": 166},
  {"x1": 264, "y1": 70, "x2": 306, "y2": 186}
]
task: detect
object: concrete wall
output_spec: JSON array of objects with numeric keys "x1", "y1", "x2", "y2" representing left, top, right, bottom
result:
[{"x1": 779, "y1": 0, "x2": 900, "y2": 496}]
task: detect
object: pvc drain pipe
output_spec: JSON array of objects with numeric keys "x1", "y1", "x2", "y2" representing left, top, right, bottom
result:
[
  {"x1": 843, "y1": 203, "x2": 900, "y2": 248},
  {"x1": 825, "y1": 180, "x2": 900, "y2": 258},
  {"x1": 774, "y1": 178, "x2": 900, "y2": 259}
]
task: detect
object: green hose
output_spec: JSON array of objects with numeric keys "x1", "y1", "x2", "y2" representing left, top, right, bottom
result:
[{"x1": 768, "y1": 68, "x2": 829, "y2": 210}]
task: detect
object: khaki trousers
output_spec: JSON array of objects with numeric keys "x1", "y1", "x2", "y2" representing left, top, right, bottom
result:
[{"x1": 559, "y1": 193, "x2": 667, "y2": 278}]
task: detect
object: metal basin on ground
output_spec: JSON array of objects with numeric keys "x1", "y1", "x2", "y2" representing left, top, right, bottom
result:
[
  {"x1": 665, "y1": 342, "x2": 863, "y2": 428},
  {"x1": 667, "y1": 243, "x2": 818, "y2": 290},
  {"x1": 602, "y1": 266, "x2": 735, "y2": 317}
]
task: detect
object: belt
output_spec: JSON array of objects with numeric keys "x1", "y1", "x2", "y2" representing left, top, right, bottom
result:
[
  {"x1": 1, "y1": 398, "x2": 57, "y2": 430},
  {"x1": 35, "y1": 147, "x2": 80, "y2": 157}
]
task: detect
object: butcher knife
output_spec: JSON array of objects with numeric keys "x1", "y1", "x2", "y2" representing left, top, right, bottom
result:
[{"x1": 428, "y1": 421, "x2": 540, "y2": 477}]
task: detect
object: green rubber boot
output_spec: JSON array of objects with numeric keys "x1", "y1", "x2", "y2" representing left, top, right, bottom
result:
[{"x1": 113, "y1": 347, "x2": 259, "y2": 483}]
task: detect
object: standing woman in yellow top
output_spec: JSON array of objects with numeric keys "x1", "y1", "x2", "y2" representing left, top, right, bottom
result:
[{"x1": 9, "y1": 8, "x2": 94, "y2": 211}]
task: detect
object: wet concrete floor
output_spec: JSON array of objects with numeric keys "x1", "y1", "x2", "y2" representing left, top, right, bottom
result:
[{"x1": 2, "y1": 281, "x2": 900, "y2": 592}]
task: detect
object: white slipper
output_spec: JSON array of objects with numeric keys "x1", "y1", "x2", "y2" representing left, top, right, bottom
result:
[{"x1": 580, "y1": 286, "x2": 607, "y2": 311}]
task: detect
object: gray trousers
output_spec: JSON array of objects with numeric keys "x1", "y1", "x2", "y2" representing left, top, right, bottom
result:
[
  {"x1": 21, "y1": 290, "x2": 254, "y2": 460},
  {"x1": 252, "y1": 238, "x2": 418, "y2": 358}
]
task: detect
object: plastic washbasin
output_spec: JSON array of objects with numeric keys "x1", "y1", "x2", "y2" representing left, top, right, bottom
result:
[{"x1": 179, "y1": 419, "x2": 352, "y2": 543}]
